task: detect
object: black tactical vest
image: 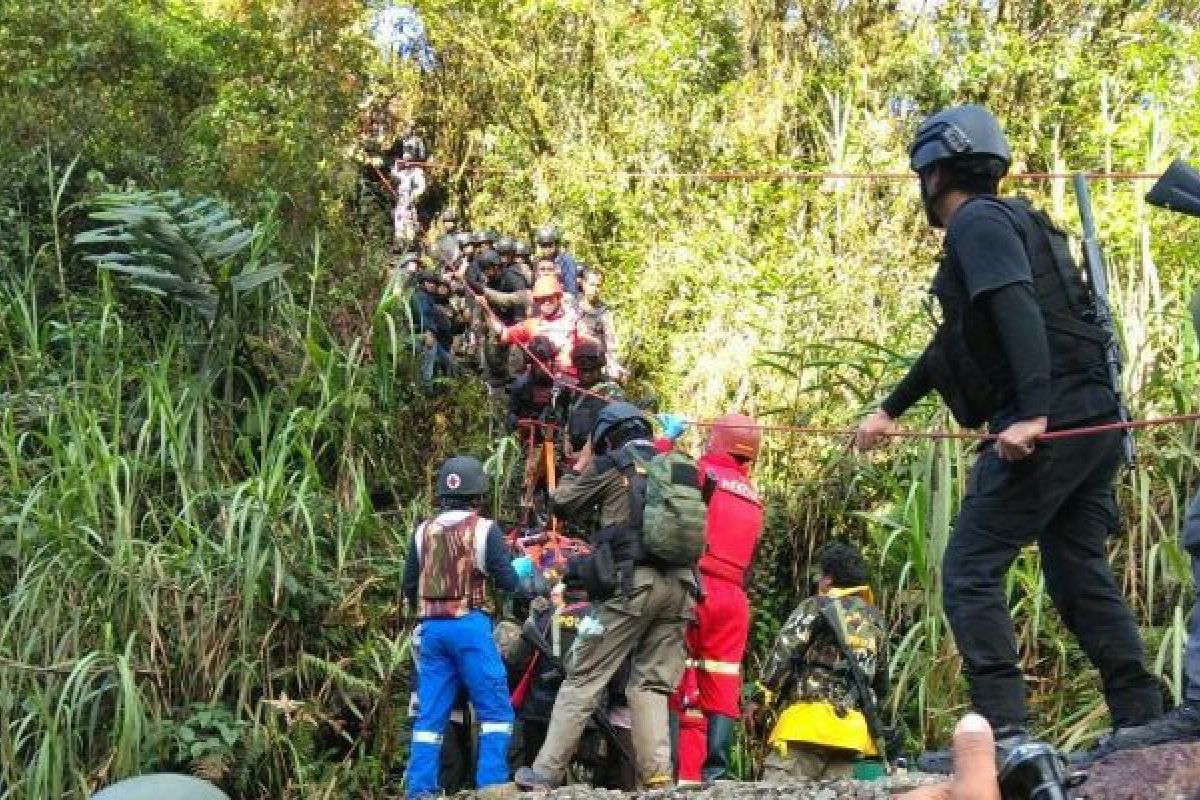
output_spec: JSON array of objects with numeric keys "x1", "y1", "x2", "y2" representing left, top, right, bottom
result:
[{"x1": 925, "y1": 196, "x2": 1110, "y2": 428}]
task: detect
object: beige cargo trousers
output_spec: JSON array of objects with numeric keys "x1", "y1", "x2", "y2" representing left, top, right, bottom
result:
[{"x1": 531, "y1": 565, "x2": 695, "y2": 786}]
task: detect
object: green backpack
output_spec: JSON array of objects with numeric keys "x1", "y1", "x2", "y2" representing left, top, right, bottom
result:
[{"x1": 627, "y1": 450, "x2": 709, "y2": 567}]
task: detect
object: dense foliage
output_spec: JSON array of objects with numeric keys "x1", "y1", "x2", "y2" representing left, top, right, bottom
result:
[{"x1": 3, "y1": 0, "x2": 1200, "y2": 797}]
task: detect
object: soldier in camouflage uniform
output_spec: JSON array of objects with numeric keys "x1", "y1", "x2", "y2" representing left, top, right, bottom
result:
[{"x1": 755, "y1": 541, "x2": 888, "y2": 782}]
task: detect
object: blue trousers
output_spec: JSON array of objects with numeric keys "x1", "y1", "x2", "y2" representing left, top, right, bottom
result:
[
  {"x1": 406, "y1": 611, "x2": 513, "y2": 798},
  {"x1": 420, "y1": 340, "x2": 456, "y2": 384}
]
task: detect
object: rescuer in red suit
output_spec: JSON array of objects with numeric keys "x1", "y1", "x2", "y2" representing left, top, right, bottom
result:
[{"x1": 674, "y1": 413, "x2": 764, "y2": 784}]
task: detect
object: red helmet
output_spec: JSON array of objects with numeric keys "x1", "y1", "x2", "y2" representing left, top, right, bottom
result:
[{"x1": 706, "y1": 413, "x2": 762, "y2": 462}]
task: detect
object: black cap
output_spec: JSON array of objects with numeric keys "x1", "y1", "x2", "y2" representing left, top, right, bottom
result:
[{"x1": 436, "y1": 456, "x2": 489, "y2": 499}]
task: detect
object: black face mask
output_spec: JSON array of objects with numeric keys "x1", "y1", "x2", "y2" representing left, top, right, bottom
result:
[
  {"x1": 433, "y1": 290, "x2": 451, "y2": 305},
  {"x1": 919, "y1": 167, "x2": 945, "y2": 229}
]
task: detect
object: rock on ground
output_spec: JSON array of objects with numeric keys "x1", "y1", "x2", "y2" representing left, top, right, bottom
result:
[{"x1": 1080, "y1": 741, "x2": 1200, "y2": 800}]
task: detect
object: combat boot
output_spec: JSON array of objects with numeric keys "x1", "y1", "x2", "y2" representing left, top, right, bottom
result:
[{"x1": 1081, "y1": 701, "x2": 1200, "y2": 762}]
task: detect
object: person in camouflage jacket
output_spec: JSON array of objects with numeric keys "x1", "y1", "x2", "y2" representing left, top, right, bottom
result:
[{"x1": 756, "y1": 541, "x2": 889, "y2": 782}]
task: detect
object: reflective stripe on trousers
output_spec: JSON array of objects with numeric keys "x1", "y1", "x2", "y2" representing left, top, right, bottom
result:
[{"x1": 406, "y1": 611, "x2": 514, "y2": 798}]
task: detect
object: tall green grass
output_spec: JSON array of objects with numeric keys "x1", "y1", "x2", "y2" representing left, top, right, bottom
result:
[{"x1": 0, "y1": 162, "x2": 499, "y2": 796}]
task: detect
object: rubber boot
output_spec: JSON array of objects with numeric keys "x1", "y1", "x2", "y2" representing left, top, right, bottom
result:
[
  {"x1": 701, "y1": 713, "x2": 736, "y2": 782},
  {"x1": 628, "y1": 688, "x2": 674, "y2": 787}
]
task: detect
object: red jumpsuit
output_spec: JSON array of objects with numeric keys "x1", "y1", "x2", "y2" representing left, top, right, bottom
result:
[{"x1": 674, "y1": 451, "x2": 763, "y2": 783}]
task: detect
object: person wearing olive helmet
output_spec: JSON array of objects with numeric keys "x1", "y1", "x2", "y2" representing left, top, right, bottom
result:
[
  {"x1": 534, "y1": 224, "x2": 579, "y2": 295},
  {"x1": 402, "y1": 456, "x2": 527, "y2": 799},
  {"x1": 516, "y1": 402, "x2": 696, "y2": 791},
  {"x1": 510, "y1": 241, "x2": 535, "y2": 288},
  {"x1": 456, "y1": 232, "x2": 478, "y2": 269},
  {"x1": 495, "y1": 236, "x2": 516, "y2": 265},
  {"x1": 491, "y1": 275, "x2": 582, "y2": 378},
  {"x1": 855, "y1": 104, "x2": 1161, "y2": 764},
  {"x1": 674, "y1": 413, "x2": 765, "y2": 784}
]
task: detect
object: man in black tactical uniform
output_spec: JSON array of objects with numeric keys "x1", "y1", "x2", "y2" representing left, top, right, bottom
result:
[{"x1": 854, "y1": 104, "x2": 1162, "y2": 758}]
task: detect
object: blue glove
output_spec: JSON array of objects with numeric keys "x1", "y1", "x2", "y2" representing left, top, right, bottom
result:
[
  {"x1": 657, "y1": 412, "x2": 691, "y2": 441},
  {"x1": 511, "y1": 556, "x2": 534, "y2": 580}
]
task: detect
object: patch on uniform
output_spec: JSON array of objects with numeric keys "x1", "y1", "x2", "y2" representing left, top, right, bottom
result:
[{"x1": 445, "y1": 473, "x2": 461, "y2": 490}]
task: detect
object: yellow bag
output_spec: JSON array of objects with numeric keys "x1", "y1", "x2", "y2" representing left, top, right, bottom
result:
[{"x1": 768, "y1": 701, "x2": 877, "y2": 757}]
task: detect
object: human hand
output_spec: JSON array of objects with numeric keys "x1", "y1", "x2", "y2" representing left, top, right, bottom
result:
[
  {"x1": 897, "y1": 714, "x2": 999, "y2": 800},
  {"x1": 422, "y1": 331, "x2": 435, "y2": 348},
  {"x1": 854, "y1": 409, "x2": 900, "y2": 451},
  {"x1": 573, "y1": 439, "x2": 594, "y2": 473},
  {"x1": 657, "y1": 412, "x2": 690, "y2": 441},
  {"x1": 995, "y1": 416, "x2": 1046, "y2": 462}
]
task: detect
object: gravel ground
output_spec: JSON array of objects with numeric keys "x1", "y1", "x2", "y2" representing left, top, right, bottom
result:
[
  {"x1": 464, "y1": 742, "x2": 1200, "y2": 800},
  {"x1": 487, "y1": 774, "x2": 945, "y2": 800}
]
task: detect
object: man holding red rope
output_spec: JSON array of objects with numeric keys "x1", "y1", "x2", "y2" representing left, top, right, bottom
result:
[{"x1": 855, "y1": 103, "x2": 1162, "y2": 767}]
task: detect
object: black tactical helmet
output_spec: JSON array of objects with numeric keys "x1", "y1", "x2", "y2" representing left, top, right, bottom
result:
[
  {"x1": 534, "y1": 224, "x2": 561, "y2": 246},
  {"x1": 495, "y1": 236, "x2": 515, "y2": 255},
  {"x1": 477, "y1": 249, "x2": 501, "y2": 270},
  {"x1": 417, "y1": 270, "x2": 446, "y2": 288},
  {"x1": 528, "y1": 335, "x2": 559, "y2": 368},
  {"x1": 571, "y1": 337, "x2": 605, "y2": 371},
  {"x1": 513, "y1": 240, "x2": 532, "y2": 258},
  {"x1": 909, "y1": 104, "x2": 1011, "y2": 174},
  {"x1": 436, "y1": 456, "x2": 489, "y2": 499},
  {"x1": 592, "y1": 401, "x2": 651, "y2": 453}
]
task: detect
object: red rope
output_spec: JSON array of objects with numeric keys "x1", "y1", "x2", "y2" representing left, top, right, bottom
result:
[
  {"x1": 373, "y1": 165, "x2": 399, "y2": 198},
  {"x1": 460, "y1": 282, "x2": 1200, "y2": 444},
  {"x1": 401, "y1": 160, "x2": 1163, "y2": 183},
  {"x1": 676, "y1": 413, "x2": 1200, "y2": 442},
  {"x1": 383, "y1": 160, "x2": 1193, "y2": 445}
]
